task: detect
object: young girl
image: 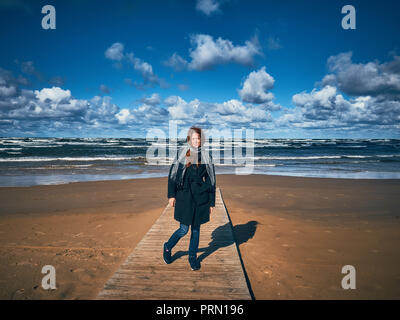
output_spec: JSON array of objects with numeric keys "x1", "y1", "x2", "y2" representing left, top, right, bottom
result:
[{"x1": 163, "y1": 126, "x2": 216, "y2": 270}]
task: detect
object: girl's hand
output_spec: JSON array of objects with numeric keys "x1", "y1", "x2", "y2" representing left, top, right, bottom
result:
[
  {"x1": 169, "y1": 197, "x2": 176, "y2": 207},
  {"x1": 210, "y1": 206, "x2": 214, "y2": 214}
]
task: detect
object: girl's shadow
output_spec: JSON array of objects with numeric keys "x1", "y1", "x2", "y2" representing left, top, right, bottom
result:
[
  {"x1": 197, "y1": 220, "x2": 258, "y2": 262},
  {"x1": 170, "y1": 220, "x2": 258, "y2": 262},
  {"x1": 168, "y1": 219, "x2": 258, "y2": 300}
]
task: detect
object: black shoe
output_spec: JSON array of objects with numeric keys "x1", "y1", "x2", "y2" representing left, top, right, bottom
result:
[
  {"x1": 163, "y1": 243, "x2": 172, "y2": 264},
  {"x1": 188, "y1": 255, "x2": 200, "y2": 271}
]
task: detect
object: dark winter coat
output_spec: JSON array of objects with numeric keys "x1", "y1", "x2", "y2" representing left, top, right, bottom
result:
[{"x1": 168, "y1": 162, "x2": 216, "y2": 227}]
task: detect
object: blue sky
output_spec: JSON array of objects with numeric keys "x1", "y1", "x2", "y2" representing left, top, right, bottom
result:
[{"x1": 1, "y1": 0, "x2": 399, "y2": 138}]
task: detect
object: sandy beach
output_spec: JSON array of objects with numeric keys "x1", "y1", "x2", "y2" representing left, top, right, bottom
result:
[{"x1": 0, "y1": 174, "x2": 399, "y2": 299}]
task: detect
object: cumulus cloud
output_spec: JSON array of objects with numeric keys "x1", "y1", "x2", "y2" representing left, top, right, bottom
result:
[
  {"x1": 292, "y1": 85, "x2": 350, "y2": 121},
  {"x1": 215, "y1": 99, "x2": 271, "y2": 123},
  {"x1": 126, "y1": 52, "x2": 158, "y2": 84},
  {"x1": 84, "y1": 95, "x2": 120, "y2": 123},
  {"x1": 0, "y1": 68, "x2": 174, "y2": 135},
  {"x1": 163, "y1": 95, "x2": 272, "y2": 127},
  {"x1": 0, "y1": 66, "x2": 281, "y2": 135},
  {"x1": 139, "y1": 93, "x2": 161, "y2": 106},
  {"x1": 0, "y1": 68, "x2": 124, "y2": 134},
  {"x1": 188, "y1": 34, "x2": 262, "y2": 71},
  {"x1": 115, "y1": 103, "x2": 168, "y2": 125},
  {"x1": 35, "y1": 86, "x2": 71, "y2": 104},
  {"x1": 280, "y1": 83, "x2": 400, "y2": 130},
  {"x1": 164, "y1": 33, "x2": 262, "y2": 72},
  {"x1": 0, "y1": 86, "x2": 17, "y2": 97},
  {"x1": 320, "y1": 51, "x2": 400, "y2": 98},
  {"x1": 115, "y1": 109, "x2": 133, "y2": 125},
  {"x1": 105, "y1": 42, "x2": 168, "y2": 89},
  {"x1": 238, "y1": 66, "x2": 275, "y2": 104},
  {"x1": 273, "y1": 52, "x2": 400, "y2": 133},
  {"x1": 2, "y1": 86, "x2": 89, "y2": 120},
  {"x1": 133, "y1": 103, "x2": 169, "y2": 122},
  {"x1": 3, "y1": 49, "x2": 400, "y2": 136}
]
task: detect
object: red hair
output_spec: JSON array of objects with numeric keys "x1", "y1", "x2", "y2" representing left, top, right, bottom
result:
[{"x1": 185, "y1": 126, "x2": 203, "y2": 168}]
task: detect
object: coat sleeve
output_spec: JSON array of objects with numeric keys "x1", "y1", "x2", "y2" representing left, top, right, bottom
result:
[
  {"x1": 205, "y1": 163, "x2": 216, "y2": 207},
  {"x1": 167, "y1": 163, "x2": 177, "y2": 199}
]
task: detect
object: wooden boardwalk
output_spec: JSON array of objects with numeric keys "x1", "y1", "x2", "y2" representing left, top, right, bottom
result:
[{"x1": 96, "y1": 188, "x2": 252, "y2": 300}]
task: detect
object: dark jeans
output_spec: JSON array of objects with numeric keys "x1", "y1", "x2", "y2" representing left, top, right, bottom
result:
[{"x1": 165, "y1": 223, "x2": 200, "y2": 257}]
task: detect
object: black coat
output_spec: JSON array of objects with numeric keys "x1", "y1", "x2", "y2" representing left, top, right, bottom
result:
[{"x1": 168, "y1": 162, "x2": 216, "y2": 227}]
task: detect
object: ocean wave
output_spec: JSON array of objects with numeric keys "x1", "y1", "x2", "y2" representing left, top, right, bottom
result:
[
  {"x1": 0, "y1": 147, "x2": 23, "y2": 151},
  {"x1": 340, "y1": 145, "x2": 367, "y2": 148},
  {"x1": 144, "y1": 154, "x2": 399, "y2": 163},
  {"x1": 52, "y1": 142, "x2": 121, "y2": 146},
  {"x1": 23, "y1": 164, "x2": 95, "y2": 170},
  {"x1": 255, "y1": 143, "x2": 293, "y2": 148},
  {"x1": 0, "y1": 156, "x2": 143, "y2": 162},
  {"x1": 252, "y1": 154, "x2": 399, "y2": 160}
]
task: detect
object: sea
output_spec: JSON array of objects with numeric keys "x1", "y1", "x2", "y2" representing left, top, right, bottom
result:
[{"x1": 0, "y1": 137, "x2": 399, "y2": 187}]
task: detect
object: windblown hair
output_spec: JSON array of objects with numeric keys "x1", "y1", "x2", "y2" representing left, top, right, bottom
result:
[
  {"x1": 185, "y1": 126, "x2": 203, "y2": 168},
  {"x1": 168, "y1": 126, "x2": 215, "y2": 190}
]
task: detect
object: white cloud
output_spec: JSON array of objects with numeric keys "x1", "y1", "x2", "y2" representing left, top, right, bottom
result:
[
  {"x1": 131, "y1": 103, "x2": 169, "y2": 123},
  {"x1": 215, "y1": 98, "x2": 245, "y2": 115},
  {"x1": 238, "y1": 66, "x2": 275, "y2": 104},
  {"x1": 105, "y1": 42, "x2": 167, "y2": 89},
  {"x1": 292, "y1": 85, "x2": 338, "y2": 110},
  {"x1": 140, "y1": 93, "x2": 161, "y2": 106},
  {"x1": 163, "y1": 33, "x2": 262, "y2": 72},
  {"x1": 0, "y1": 85, "x2": 17, "y2": 97},
  {"x1": 196, "y1": 0, "x2": 222, "y2": 16},
  {"x1": 35, "y1": 86, "x2": 71, "y2": 103},
  {"x1": 162, "y1": 53, "x2": 188, "y2": 72},
  {"x1": 187, "y1": 34, "x2": 262, "y2": 71},
  {"x1": 87, "y1": 96, "x2": 119, "y2": 120},
  {"x1": 277, "y1": 52, "x2": 400, "y2": 131},
  {"x1": 4, "y1": 48, "x2": 400, "y2": 136},
  {"x1": 215, "y1": 99, "x2": 271, "y2": 123},
  {"x1": 115, "y1": 109, "x2": 133, "y2": 124},
  {"x1": 320, "y1": 51, "x2": 400, "y2": 98},
  {"x1": 105, "y1": 42, "x2": 125, "y2": 61},
  {"x1": 283, "y1": 83, "x2": 400, "y2": 129},
  {"x1": 165, "y1": 95, "x2": 271, "y2": 126},
  {"x1": 0, "y1": 65, "x2": 278, "y2": 135}
]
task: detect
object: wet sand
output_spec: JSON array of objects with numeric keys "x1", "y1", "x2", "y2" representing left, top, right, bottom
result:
[{"x1": 0, "y1": 175, "x2": 399, "y2": 299}]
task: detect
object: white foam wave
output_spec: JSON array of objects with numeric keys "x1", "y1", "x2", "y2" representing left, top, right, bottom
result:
[{"x1": 0, "y1": 156, "x2": 142, "y2": 162}]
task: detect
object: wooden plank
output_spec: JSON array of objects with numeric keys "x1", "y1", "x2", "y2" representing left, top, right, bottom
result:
[{"x1": 95, "y1": 187, "x2": 252, "y2": 300}]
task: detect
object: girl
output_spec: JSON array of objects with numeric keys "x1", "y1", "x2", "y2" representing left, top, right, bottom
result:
[{"x1": 163, "y1": 126, "x2": 216, "y2": 270}]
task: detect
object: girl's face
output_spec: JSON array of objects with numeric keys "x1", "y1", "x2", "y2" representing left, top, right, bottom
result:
[{"x1": 191, "y1": 132, "x2": 201, "y2": 148}]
